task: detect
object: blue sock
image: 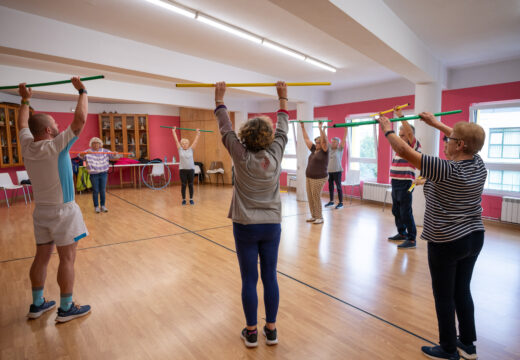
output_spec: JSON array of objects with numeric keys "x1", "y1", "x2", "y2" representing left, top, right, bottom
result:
[
  {"x1": 32, "y1": 288, "x2": 44, "y2": 306},
  {"x1": 60, "y1": 294, "x2": 73, "y2": 311}
]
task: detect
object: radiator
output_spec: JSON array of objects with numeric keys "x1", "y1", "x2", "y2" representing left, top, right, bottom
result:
[
  {"x1": 501, "y1": 196, "x2": 520, "y2": 224},
  {"x1": 363, "y1": 182, "x2": 392, "y2": 203}
]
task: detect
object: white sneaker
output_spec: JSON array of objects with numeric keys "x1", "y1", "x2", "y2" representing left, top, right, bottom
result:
[
  {"x1": 306, "y1": 218, "x2": 316, "y2": 222},
  {"x1": 313, "y1": 218, "x2": 324, "y2": 224},
  {"x1": 101, "y1": 206, "x2": 108, "y2": 212},
  {"x1": 95, "y1": 207, "x2": 101, "y2": 213}
]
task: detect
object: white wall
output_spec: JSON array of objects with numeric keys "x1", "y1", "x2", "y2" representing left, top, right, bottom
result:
[{"x1": 448, "y1": 58, "x2": 520, "y2": 90}]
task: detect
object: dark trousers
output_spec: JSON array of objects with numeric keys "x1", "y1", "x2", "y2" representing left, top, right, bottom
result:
[
  {"x1": 428, "y1": 231, "x2": 484, "y2": 353},
  {"x1": 90, "y1": 172, "x2": 108, "y2": 207},
  {"x1": 179, "y1": 169, "x2": 194, "y2": 200},
  {"x1": 328, "y1": 171, "x2": 343, "y2": 203},
  {"x1": 391, "y1": 179, "x2": 416, "y2": 240},
  {"x1": 233, "y1": 222, "x2": 281, "y2": 326}
]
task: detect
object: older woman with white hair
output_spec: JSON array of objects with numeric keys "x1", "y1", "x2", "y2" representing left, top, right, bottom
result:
[
  {"x1": 81, "y1": 137, "x2": 117, "y2": 213},
  {"x1": 378, "y1": 112, "x2": 486, "y2": 360},
  {"x1": 172, "y1": 127, "x2": 201, "y2": 205}
]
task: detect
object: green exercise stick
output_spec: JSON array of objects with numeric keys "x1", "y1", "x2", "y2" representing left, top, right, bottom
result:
[
  {"x1": 289, "y1": 120, "x2": 332, "y2": 123},
  {"x1": 160, "y1": 125, "x2": 213, "y2": 133},
  {"x1": 0, "y1": 75, "x2": 105, "y2": 90},
  {"x1": 332, "y1": 110, "x2": 462, "y2": 128}
]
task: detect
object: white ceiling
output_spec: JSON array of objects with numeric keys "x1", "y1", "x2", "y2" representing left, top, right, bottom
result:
[{"x1": 0, "y1": 0, "x2": 519, "y2": 101}]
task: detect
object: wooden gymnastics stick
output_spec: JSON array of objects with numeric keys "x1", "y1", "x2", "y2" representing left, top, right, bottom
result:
[
  {"x1": 408, "y1": 177, "x2": 424, "y2": 192},
  {"x1": 332, "y1": 110, "x2": 462, "y2": 128},
  {"x1": 70, "y1": 151, "x2": 131, "y2": 155},
  {"x1": 369, "y1": 103, "x2": 410, "y2": 117},
  {"x1": 0, "y1": 75, "x2": 105, "y2": 90},
  {"x1": 176, "y1": 82, "x2": 331, "y2": 87},
  {"x1": 289, "y1": 120, "x2": 332, "y2": 123},
  {"x1": 160, "y1": 125, "x2": 213, "y2": 133}
]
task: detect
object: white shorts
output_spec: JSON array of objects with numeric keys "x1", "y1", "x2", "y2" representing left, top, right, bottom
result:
[{"x1": 33, "y1": 202, "x2": 88, "y2": 247}]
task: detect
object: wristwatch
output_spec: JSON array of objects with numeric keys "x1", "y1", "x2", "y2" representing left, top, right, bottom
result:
[{"x1": 79, "y1": 89, "x2": 87, "y2": 95}]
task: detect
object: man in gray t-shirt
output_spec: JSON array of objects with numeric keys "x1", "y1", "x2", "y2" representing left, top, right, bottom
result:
[{"x1": 325, "y1": 129, "x2": 347, "y2": 209}]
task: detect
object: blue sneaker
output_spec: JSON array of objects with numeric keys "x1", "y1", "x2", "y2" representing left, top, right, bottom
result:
[
  {"x1": 27, "y1": 299, "x2": 56, "y2": 319},
  {"x1": 457, "y1": 339, "x2": 477, "y2": 359},
  {"x1": 182, "y1": 200, "x2": 187, "y2": 205},
  {"x1": 189, "y1": 199, "x2": 194, "y2": 205},
  {"x1": 55, "y1": 302, "x2": 91, "y2": 323},
  {"x1": 422, "y1": 345, "x2": 460, "y2": 359}
]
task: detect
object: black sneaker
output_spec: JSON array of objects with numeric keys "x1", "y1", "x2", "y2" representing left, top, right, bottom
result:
[
  {"x1": 388, "y1": 233, "x2": 407, "y2": 241},
  {"x1": 324, "y1": 201, "x2": 334, "y2": 207},
  {"x1": 421, "y1": 346, "x2": 460, "y2": 359},
  {"x1": 398, "y1": 240, "x2": 416, "y2": 249},
  {"x1": 240, "y1": 328, "x2": 258, "y2": 348},
  {"x1": 263, "y1": 326, "x2": 278, "y2": 345},
  {"x1": 457, "y1": 339, "x2": 477, "y2": 359},
  {"x1": 55, "y1": 302, "x2": 91, "y2": 323},
  {"x1": 335, "y1": 203, "x2": 343, "y2": 209},
  {"x1": 27, "y1": 298, "x2": 56, "y2": 319}
]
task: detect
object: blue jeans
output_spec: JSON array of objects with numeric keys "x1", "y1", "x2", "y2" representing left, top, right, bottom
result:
[
  {"x1": 90, "y1": 172, "x2": 108, "y2": 207},
  {"x1": 233, "y1": 222, "x2": 281, "y2": 326},
  {"x1": 391, "y1": 179, "x2": 416, "y2": 240}
]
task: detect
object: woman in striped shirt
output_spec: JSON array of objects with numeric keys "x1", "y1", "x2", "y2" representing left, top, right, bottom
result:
[
  {"x1": 81, "y1": 137, "x2": 117, "y2": 213},
  {"x1": 378, "y1": 113, "x2": 486, "y2": 360}
]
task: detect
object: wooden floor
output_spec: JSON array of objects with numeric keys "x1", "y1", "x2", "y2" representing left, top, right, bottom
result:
[{"x1": 0, "y1": 185, "x2": 519, "y2": 359}]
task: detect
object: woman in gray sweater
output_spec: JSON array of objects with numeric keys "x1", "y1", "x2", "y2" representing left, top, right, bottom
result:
[{"x1": 214, "y1": 81, "x2": 288, "y2": 348}]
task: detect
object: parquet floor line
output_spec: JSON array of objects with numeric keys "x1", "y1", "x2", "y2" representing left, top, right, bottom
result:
[{"x1": 108, "y1": 191, "x2": 438, "y2": 346}]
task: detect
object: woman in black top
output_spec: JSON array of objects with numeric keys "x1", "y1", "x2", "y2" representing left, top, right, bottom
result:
[{"x1": 379, "y1": 112, "x2": 486, "y2": 360}]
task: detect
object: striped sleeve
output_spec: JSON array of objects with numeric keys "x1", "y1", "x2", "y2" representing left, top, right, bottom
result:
[{"x1": 421, "y1": 154, "x2": 452, "y2": 183}]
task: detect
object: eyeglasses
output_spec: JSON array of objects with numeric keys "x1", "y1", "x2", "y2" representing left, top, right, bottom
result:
[{"x1": 443, "y1": 135, "x2": 461, "y2": 143}]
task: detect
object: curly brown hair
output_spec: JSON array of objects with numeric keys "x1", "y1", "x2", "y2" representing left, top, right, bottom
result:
[{"x1": 238, "y1": 116, "x2": 274, "y2": 152}]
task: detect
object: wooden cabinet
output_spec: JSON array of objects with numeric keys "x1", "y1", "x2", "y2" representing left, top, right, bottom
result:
[
  {"x1": 0, "y1": 103, "x2": 23, "y2": 168},
  {"x1": 98, "y1": 113, "x2": 149, "y2": 159}
]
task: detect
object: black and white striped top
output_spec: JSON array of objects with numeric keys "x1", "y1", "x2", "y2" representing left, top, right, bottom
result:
[{"x1": 420, "y1": 154, "x2": 487, "y2": 243}]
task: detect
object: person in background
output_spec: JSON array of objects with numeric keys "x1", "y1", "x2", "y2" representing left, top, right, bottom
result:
[
  {"x1": 324, "y1": 128, "x2": 347, "y2": 209},
  {"x1": 171, "y1": 127, "x2": 200, "y2": 205}
]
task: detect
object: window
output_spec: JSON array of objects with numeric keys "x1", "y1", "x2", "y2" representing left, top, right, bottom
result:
[
  {"x1": 471, "y1": 101, "x2": 520, "y2": 195},
  {"x1": 282, "y1": 121, "x2": 298, "y2": 171},
  {"x1": 346, "y1": 114, "x2": 378, "y2": 181}
]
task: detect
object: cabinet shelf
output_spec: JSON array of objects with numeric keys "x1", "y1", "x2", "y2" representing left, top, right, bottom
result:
[{"x1": 98, "y1": 113, "x2": 149, "y2": 160}]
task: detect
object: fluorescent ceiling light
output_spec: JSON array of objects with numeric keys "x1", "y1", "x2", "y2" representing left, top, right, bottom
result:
[
  {"x1": 144, "y1": 0, "x2": 196, "y2": 19},
  {"x1": 305, "y1": 58, "x2": 337, "y2": 72},
  {"x1": 262, "y1": 41, "x2": 305, "y2": 61},
  {"x1": 197, "y1": 14, "x2": 263, "y2": 44}
]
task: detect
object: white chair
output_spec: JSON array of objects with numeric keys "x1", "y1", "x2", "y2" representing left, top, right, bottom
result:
[
  {"x1": 383, "y1": 187, "x2": 392, "y2": 212},
  {"x1": 287, "y1": 173, "x2": 297, "y2": 191},
  {"x1": 206, "y1": 161, "x2": 225, "y2": 185},
  {"x1": 148, "y1": 163, "x2": 166, "y2": 188},
  {"x1": 0, "y1": 173, "x2": 28, "y2": 208},
  {"x1": 16, "y1": 170, "x2": 32, "y2": 203},
  {"x1": 194, "y1": 165, "x2": 201, "y2": 185},
  {"x1": 341, "y1": 169, "x2": 361, "y2": 205}
]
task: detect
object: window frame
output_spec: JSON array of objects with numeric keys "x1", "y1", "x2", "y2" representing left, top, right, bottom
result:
[
  {"x1": 345, "y1": 113, "x2": 378, "y2": 182},
  {"x1": 470, "y1": 100, "x2": 520, "y2": 197},
  {"x1": 281, "y1": 120, "x2": 298, "y2": 172}
]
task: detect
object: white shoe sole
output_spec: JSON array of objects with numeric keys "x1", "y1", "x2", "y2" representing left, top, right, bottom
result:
[
  {"x1": 27, "y1": 303, "x2": 56, "y2": 319},
  {"x1": 458, "y1": 348, "x2": 478, "y2": 360},
  {"x1": 262, "y1": 329, "x2": 278, "y2": 345},
  {"x1": 313, "y1": 219, "x2": 324, "y2": 224},
  {"x1": 240, "y1": 334, "x2": 258, "y2": 348},
  {"x1": 55, "y1": 308, "x2": 91, "y2": 323}
]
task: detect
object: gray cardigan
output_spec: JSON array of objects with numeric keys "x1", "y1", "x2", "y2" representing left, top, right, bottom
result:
[{"x1": 215, "y1": 105, "x2": 288, "y2": 224}]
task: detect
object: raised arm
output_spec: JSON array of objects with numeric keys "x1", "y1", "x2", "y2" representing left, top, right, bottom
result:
[
  {"x1": 394, "y1": 106, "x2": 415, "y2": 145},
  {"x1": 300, "y1": 122, "x2": 313, "y2": 150},
  {"x1": 17, "y1": 84, "x2": 32, "y2": 130},
  {"x1": 419, "y1": 112, "x2": 453, "y2": 137},
  {"x1": 319, "y1": 121, "x2": 328, "y2": 151},
  {"x1": 171, "y1": 126, "x2": 181, "y2": 148},
  {"x1": 277, "y1": 81, "x2": 288, "y2": 112},
  {"x1": 378, "y1": 115, "x2": 421, "y2": 169},
  {"x1": 340, "y1": 127, "x2": 348, "y2": 150},
  {"x1": 190, "y1": 129, "x2": 201, "y2": 149},
  {"x1": 70, "y1": 77, "x2": 88, "y2": 136}
]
